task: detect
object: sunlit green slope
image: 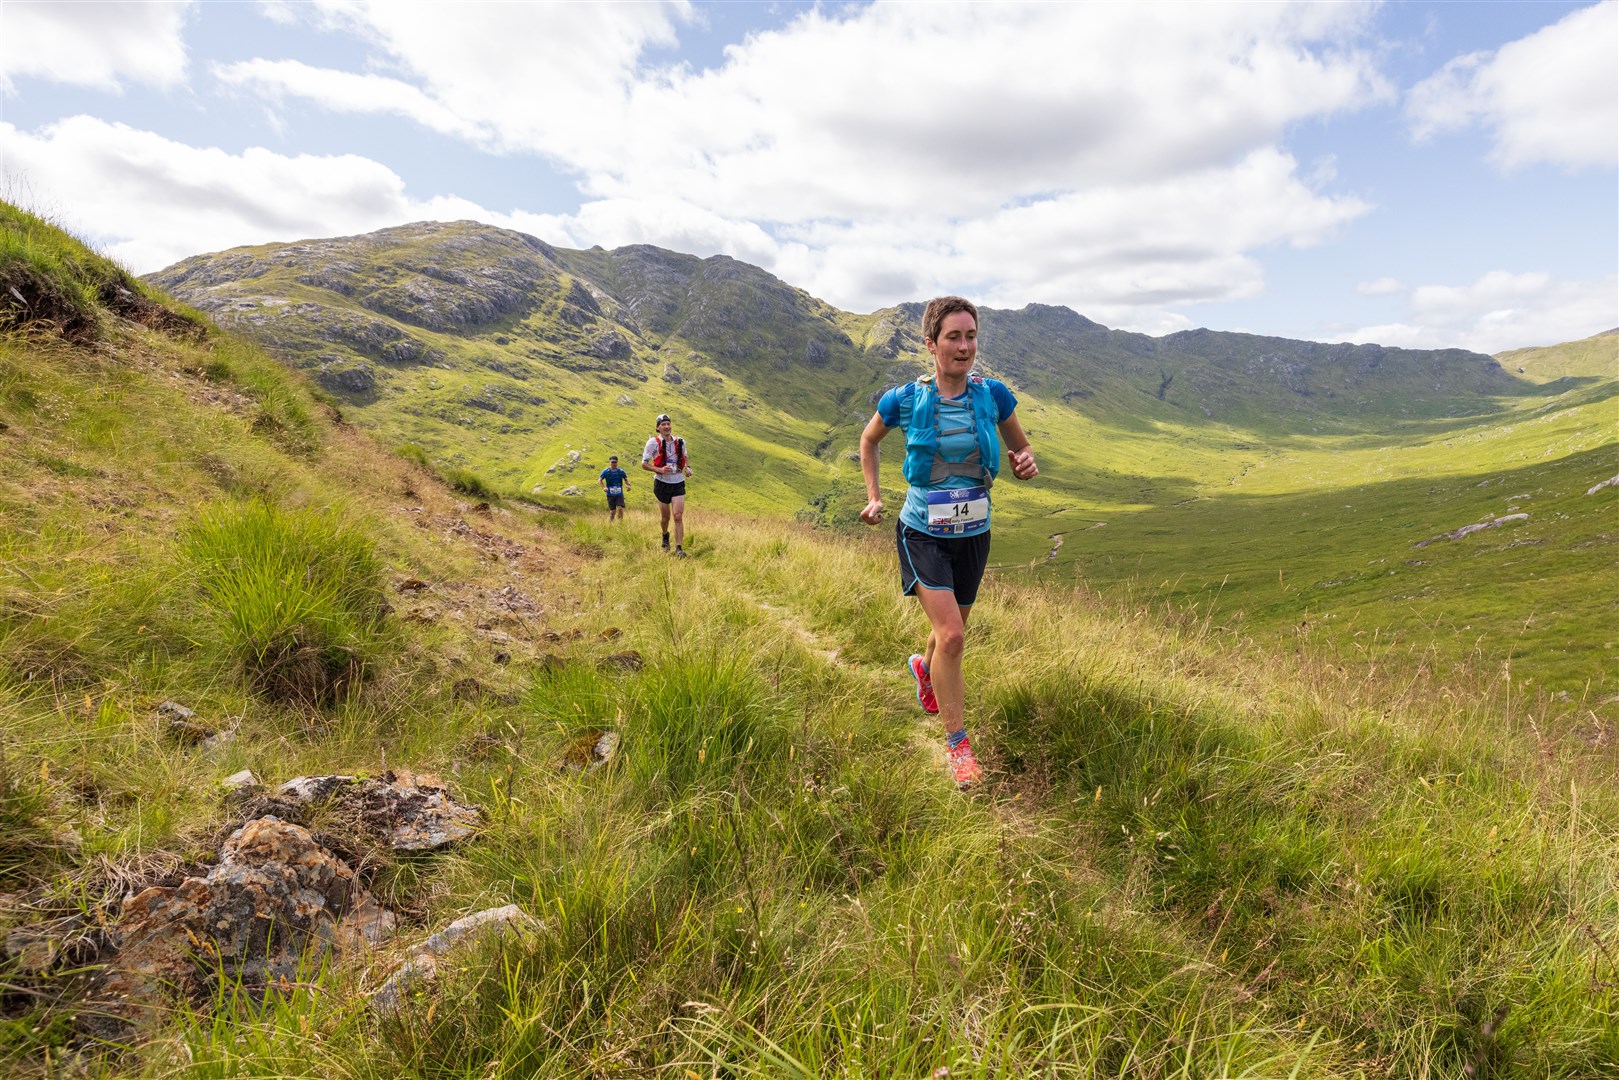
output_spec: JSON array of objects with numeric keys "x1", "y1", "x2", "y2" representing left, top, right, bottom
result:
[
  {"x1": 144, "y1": 219, "x2": 1618, "y2": 692},
  {"x1": 1495, "y1": 327, "x2": 1617, "y2": 383}
]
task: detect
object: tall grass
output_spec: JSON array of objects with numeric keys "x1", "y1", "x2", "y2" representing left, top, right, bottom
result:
[
  {"x1": 3, "y1": 239, "x2": 1613, "y2": 1076},
  {"x1": 181, "y1": 500, "x2": 388, "y2": 705}
]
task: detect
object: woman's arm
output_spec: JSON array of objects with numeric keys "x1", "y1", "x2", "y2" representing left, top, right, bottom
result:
[
  {"x1": 858, "y1": 412, "x2": 890, "y2": 524},
  {"x1": 998, "y1": 414, "x2": 1038, "y2": 480}
]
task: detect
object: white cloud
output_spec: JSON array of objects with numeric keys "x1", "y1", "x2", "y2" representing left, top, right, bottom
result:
[
  {"x1": 215, "y1": 2, "x2": 1382, "y2": 328},
  {"x1": 37, "y1": 2, "x2": 1575, "y2": 346},
  {"x1": 212, "y1": 59, "x2": 494, "y2": 143},
  {"x1": 0, "y1": 117, "x2": 508, "y2": 272},
  {"x1": 512, "y1": 147, "x2": 1369, "y2": 332},
  {"x1": 1357, "y1": 277, "x2": 1404, "y2": 296},
  {"x1": 0, "y1": 0, "x2": 192, "y2": 94},
  {"x1": 273, "y1": 0, "x2": 693, "y2": 159},
  {"x1": 1347, "y1": 270, "x2": 1618, "y2": 353},
  {"x1": 1407, "y1": 2, "x2": 1618, "y2": 170},
  {"x1": 267, "y1": 2, "x2": 1388, "y2": 221}
]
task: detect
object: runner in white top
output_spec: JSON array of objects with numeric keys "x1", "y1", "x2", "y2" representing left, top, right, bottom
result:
[{"x1": 641, "y1": 413, "x2": 692, "y2": 556}]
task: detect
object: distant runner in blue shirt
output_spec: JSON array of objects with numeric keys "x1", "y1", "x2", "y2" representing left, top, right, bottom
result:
[
  {"x1": 599, "y1": 456, "x2": 630, "y2": 521},
  {"x1": 858, "y1": 296, "x2": 1039, "y2": 788}
]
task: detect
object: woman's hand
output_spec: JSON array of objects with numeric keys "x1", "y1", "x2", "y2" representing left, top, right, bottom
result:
[
  {"x1": 1008, "y1": 447, "x2": 1038, "y2": 480},
  {"x1": 859, "y1": 498, "x2": 884, "y2": 525}
]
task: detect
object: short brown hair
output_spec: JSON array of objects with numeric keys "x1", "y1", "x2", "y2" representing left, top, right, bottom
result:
[{"x1": 921, "y1": 296, "x2": 979, "y2": 344}]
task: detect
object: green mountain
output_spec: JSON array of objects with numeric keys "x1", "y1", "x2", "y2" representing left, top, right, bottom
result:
[
  {"x1": 146, "y1": 221, "x2": 1617, "y2": 693},
  {"x1": 146, "y1": 218, "x2": 1528, "y2": 498},
  {"x1": 5, "y1": 203, "x2": 1619, "y2": 1080}
]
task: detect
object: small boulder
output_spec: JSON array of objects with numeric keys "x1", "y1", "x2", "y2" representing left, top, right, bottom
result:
[
  {"x1": 266, "y1": 770, "x2": 482, "y2": 852},
  {"x1": 100, "y1": 817, "x2": 396, "y2": 1009},
  {"x1": 560, "y1": 730, "x2": 619, "y2": 773},
  {"x1": 167, "y1": 719, "x2": 216, "y2": 745},
  {"x1": 221, "y1": 769, "x2": 261, "y2": 795},
  {"x1": 372, "y1": 904, "x2": 542, "y2": 1013}
]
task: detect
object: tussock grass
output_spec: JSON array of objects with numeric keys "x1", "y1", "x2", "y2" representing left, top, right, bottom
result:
[
  {"x1": 441, "y1": 465, "x2": 499, "y2": 500},
  {"x1": 181, "y1": 500, "x2": 389, "y2": 705}
]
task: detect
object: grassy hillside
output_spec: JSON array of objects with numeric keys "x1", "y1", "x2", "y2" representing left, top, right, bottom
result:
[
  {"x1": 143, "y1": 223, "x2": 1618, "y2": 700},
  {"x1": 1000, "y1": 376, "x2": 1618, "y2": 696},
  {"x1": 1496, "y1": 329, "x2": 1617, "y2": 383},
  {"x1": 2, "y1": 204, "x2": 1617, "y2": 1076}
]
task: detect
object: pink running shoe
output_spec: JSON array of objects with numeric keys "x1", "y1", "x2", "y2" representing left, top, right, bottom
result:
[
  {"x1": 908, "y1": 654, "x2": 939, "y2": 714},
  {"x1": 947, "y1": 734, "x2": 982, "y2": 788}
]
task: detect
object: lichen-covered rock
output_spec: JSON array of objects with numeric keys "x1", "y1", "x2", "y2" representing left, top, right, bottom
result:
[
  {"x1": 100, "y1": 817, "x2": 395, "y2": 1006},
  {"x1": 560, "y1": 730, "x2": 619, "y2": 773},
  {"x1": 260, "y1": 770, "x2": 481, "y2": 852}
]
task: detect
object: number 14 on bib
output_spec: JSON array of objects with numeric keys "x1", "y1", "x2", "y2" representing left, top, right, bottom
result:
[{"x1": 926, "y1": 486, "x2": 988, "y2": 536}]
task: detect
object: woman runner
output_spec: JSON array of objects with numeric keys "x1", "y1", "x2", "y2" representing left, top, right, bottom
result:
[{"x1": 858, "y1": 296, "x2": 1038, "y2": 786}]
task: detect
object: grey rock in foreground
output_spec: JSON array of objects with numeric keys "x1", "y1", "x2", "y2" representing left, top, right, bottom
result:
[
  {"x1": 100, "y1": 817, "x2": 396, "y2": 1010},
  {"x1": 372, "y1": 904, "x2": 543, "y2": 1013}
]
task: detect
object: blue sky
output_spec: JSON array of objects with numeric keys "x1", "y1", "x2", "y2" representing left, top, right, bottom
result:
[{"x1": 1, "y1": 0, "x2": 1614, "y2": 354}]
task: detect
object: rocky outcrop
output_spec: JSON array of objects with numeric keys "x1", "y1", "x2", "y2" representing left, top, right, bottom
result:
[
  {"x1": 359, "y1": 268, "x2": 532, "y2": 332},
  {"x1": 1413, "y1": 513, "x2": 1529, "y2": 548},
  {"x1": 100, "y1": 817, "x2": 396, "y2": 1007},
  {"x1": 588, "y1": 331, "x2": 632, "y2": 359},
  {"x1": 251, "y1": 770, "x2": 482, "y2": 853},
  {"x1": 559, "y1": 279, "x2": 603, "y2": 326},
  {"x1": 317, "y1": 358, "x2": 377, "y2": 395}
]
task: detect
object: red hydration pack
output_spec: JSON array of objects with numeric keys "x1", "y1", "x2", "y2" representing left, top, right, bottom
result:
[{"x1": 653, "y1": 436, "x2": 686, "y2": 471}]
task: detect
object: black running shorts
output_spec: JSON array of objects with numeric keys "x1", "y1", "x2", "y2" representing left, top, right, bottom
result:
[
  {"x1": 653, "y1": 479, "x2": 686, "y2": 505},
  {"x1": 606, "y1": 493, "x2": 626, "y2": 509},
  {"x1": 896, "y1": 522, "x2": 992, "y2": 606}
]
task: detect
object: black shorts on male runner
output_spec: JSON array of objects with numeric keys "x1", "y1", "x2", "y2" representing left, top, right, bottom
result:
[
  {"x1": 653, "y1": 479, "x2": 686, "y2": 505},
  {"x1": 606, "y1": 493, "x2": 626, "y2": 509},
  {"x1": 896, "y1": 521, "x2": 992, "y2": 606}
]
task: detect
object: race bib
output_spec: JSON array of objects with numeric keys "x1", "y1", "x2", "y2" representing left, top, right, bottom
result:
[
  {"x1": 607, "y1": 485, "x2": 622, "y2": 495},
  {"x1": 926, "y1": 486, "x2": 988, "y2": 536}
]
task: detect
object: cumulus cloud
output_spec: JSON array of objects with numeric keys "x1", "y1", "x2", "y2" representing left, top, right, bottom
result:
[
  {"x1": 260, "y1": 1, "x2": 1388, "y2": 221},
  {"x1": 0, "y1": 0, "x2": 192, "y2": 94},
  {"x1": 268, "y1": 0, "x2": 693, "y2": 159},
  {"x1": 1347, "y1": 270, "x2": 1618, "y2": 353},
  {"x1": 1407, "y1": 2, "x2": 1617, "y2": 170},
  {"x1": 0, "y1": 117, "x2": 509, "y2": 272},
  {"x1": 19, "y1": 2, "x2": 1509, "y2": 339},
  {"x1": 211, "y1": 2, "x2": 1383, "y2": 328}
]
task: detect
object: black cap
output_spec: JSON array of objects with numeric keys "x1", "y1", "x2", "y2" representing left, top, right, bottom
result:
[
  {"x1": 655, "y1": 413, "x2": 671, "y2": 425},
  {"x1": 608, "y1": 455, "x2": 618, "y2": 461}
]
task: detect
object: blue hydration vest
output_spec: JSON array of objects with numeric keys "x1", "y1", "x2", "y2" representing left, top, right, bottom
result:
[{"x1": 902, "y1": 373, "x2": 1001, "y2": 489}]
